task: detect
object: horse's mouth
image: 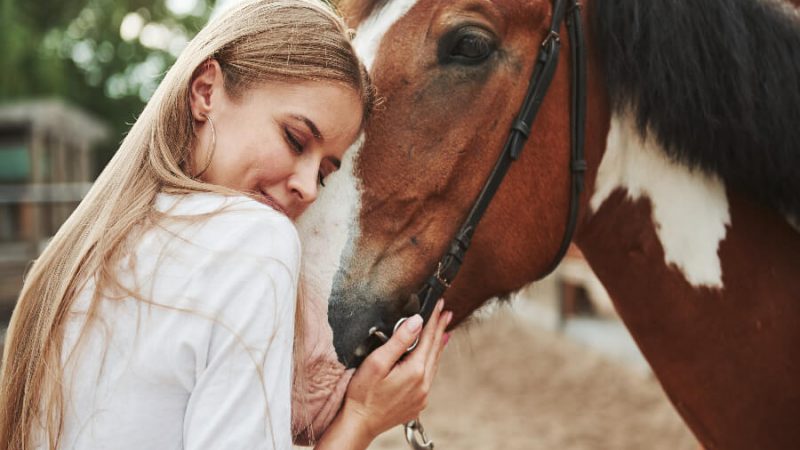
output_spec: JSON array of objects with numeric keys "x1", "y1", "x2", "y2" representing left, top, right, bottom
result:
[
  {"x1": 328, "y1": 286, "x2": 424, "y2": 368},
  {"x1": 328, "y1": 295, "x2": 387, "y2": 368}
]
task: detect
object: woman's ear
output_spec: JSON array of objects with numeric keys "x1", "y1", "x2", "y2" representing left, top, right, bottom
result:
[{"x1": 189, "y1": 59, "x2": 224, "y2": 121}]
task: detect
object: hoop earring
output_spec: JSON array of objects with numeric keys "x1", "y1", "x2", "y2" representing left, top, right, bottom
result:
[{"x1": 194, "y1": 114, "x2": 216, "y2": 179}]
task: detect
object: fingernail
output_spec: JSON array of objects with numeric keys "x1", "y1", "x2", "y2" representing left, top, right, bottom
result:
[
  {"x1": 445, "y1": 311, "x2": 453, "y2": 326},
  {"x1": 405, "y1": 314, "x2": 423, "y2": 332},
  {"x1": 436, "y1": 299, "x2": 444, "y2": 312}
]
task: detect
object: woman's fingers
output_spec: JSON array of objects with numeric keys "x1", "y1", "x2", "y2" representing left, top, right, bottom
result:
[
  {"x1": 420, "y1": 306, "x2": 447, "y2": 369},
  {"x1": 342, "y1": 304, "x2": 454, "y2": 439},
  {"x1": 424, "y1": 310, "x2": 452, "y2": 384},
  {"x1": 364, "y1": 314, "x2": 424, "y2": 378},
  {"x1": 402, "y1": 299, "x2": 444, "y2": 364}
]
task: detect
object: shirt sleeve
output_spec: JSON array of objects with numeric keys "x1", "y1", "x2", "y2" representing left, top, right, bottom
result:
[{"x1": 180, "y1": 205, "x2": 300, "y2": 450}]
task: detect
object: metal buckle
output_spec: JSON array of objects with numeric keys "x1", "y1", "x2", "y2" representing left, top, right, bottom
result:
[
  {"x1": 434, "y1": 262, "x2": 451, "y2": 289},
  {"x1": 405, "y1": 418, "x2": 434, "y2": 450},
  {"x1": 541, "y1": 30, "x2": 560, "y2": 48}
]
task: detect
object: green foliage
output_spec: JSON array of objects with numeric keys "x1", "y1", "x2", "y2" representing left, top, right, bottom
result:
[{"x1": 0, "y1": 0, "x2": 214, "y2": 171}]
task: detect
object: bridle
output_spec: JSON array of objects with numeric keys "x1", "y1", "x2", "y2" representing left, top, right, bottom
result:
[{"x1": 364, "y1": 0, "x2": 587, "y2": 448}]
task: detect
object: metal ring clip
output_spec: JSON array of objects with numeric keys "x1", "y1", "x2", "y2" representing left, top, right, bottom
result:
[
  {"x1": 405, "y1": 419, "x2": 434, "y2": 450},
  {"x1": 368, "y1": 326, "x2": 390, "y2": 343},
  {"x1": 394, "y1": 317, "x2": 420, "y2": 352},
  {"x1": 368, "y1": 317, "x2": 420, "y2": 353}
]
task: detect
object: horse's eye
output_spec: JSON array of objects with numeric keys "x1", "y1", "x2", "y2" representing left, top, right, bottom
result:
[
  {"x1": 452, "y1": 35, "x2": 492, "y2": 60},
  {"x1": 439, "y1": 27, "x2": 496, "y2": 65}
]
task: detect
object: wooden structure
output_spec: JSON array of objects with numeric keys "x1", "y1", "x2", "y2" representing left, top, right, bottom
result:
[
  {"x1": 555, "y1": 244, "x2": 616, "y2": 327},
  {"x1": 0, "y1": 99, "x2": 108, "y2": 317}
]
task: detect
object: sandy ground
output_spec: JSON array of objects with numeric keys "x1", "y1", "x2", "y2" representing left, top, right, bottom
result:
[{"x1": 367, "y1": 304, "x2": 698, "y2": 450}]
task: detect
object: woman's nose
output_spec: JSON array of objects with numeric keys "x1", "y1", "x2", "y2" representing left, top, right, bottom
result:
[{"x1": 288, "y1": 161, "x2": 319, "y2": 204}]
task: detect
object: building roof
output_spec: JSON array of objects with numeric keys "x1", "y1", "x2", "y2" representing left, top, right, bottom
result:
[{"x1": 0, "y1": 99, "x2": 111, "y2": 147}]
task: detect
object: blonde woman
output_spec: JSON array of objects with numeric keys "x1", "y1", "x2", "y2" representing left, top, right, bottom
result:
[{"x1": 0, "y1": 0, "x2": 452, "y2": 448}]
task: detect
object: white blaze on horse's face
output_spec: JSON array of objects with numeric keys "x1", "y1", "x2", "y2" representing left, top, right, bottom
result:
[
  {"x1": 590, "y1": 112, "x2": 731, "y2": 288},
  {"x1": 297, "y1": 1, "x2": 420, "y2": 309},
  {"x1": 354, "y1": 0, "x2": 420, "y2": 70},
  {"x1": 291, "y1": 0, "x2": 420, "y2": 433}
]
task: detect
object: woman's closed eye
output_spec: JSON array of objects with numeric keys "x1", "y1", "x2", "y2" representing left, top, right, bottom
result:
[
  {"x1": 283, "y1": 123, "x2": 341, "y2": 187},
  {"x1": 284, "y1": 126, "x2": 304, "y2": 154}
]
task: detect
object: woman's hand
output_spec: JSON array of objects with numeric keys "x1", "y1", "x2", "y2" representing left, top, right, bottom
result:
[
  {"x1": 314, "y1": 299, "x2": 452, "y2": 449},
  {"x1": 345, "y1": 298, "x2": 452, "y2": 438}
]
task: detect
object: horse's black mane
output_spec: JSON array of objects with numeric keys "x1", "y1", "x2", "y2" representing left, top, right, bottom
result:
[{"x1": 592, "y1": 0, "x2": 800, "y2": 219}]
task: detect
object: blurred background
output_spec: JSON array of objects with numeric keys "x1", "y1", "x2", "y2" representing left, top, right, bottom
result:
[
  {"x1": 0, "y1": 0, "x2": 216, "y2": 319},
  {"x1": 1, "y1": 0, "x2": 696, "y2": 448}
]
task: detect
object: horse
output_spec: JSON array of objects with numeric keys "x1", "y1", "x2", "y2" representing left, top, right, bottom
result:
[{"x1": 292, "y1": 1, "x2": 800, "y2": 448}]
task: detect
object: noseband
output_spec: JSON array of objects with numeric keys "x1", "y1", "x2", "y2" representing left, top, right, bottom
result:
[{"x1": 365, "y1": 0, "x2": 586, "y2": 447}]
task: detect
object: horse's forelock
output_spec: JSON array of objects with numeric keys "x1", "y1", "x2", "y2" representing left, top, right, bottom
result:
[{"x1": 338, "y1": 0, "x2": 388, "y2": 27}]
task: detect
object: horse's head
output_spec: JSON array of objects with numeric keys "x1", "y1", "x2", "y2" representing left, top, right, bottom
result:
[{"x1": 295, "y1": 0, "x2": 608, "y2": 404}]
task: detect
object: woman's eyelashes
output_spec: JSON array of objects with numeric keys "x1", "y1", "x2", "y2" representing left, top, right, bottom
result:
[
  {"x1": 283, "y1": 126, "x2": 304, "y2": 154},
  {"x1": 283, "y1": 124, "x2": 337, "y2": 188}
]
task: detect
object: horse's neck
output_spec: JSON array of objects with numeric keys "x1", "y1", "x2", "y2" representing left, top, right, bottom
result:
[{"x1": 573, "y1": 112, "x2": 800, "y2": 450}]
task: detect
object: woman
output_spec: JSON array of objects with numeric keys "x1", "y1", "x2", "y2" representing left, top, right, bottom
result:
[{"x1": 0, "y1": 0, "x2": 451, "y2": 448}]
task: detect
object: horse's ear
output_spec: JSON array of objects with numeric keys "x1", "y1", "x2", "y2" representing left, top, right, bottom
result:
[{"x1": 338, "y1": 0, "x2": 385, "y2": 28}]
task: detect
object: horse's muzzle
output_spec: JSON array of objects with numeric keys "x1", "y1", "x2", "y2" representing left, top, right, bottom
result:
[
  {"x1": 327, "y1": 290, "x2": 387, "y2": 368},
  {"x1": 328, "y1": 286, "x2": 421, "y2": 368}
]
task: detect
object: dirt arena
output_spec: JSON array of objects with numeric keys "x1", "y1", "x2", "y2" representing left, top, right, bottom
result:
[{"x1": 369, "y1": 303, "x2": 698, "y2": 450}]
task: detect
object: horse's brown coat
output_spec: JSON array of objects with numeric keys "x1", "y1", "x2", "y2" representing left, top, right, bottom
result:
[
  {"x1": 335, "y1": 1, "x2": 800, "y2": 448},
  {"x1": 579, "y1": 189, "x2": 800, "y2": 449}
]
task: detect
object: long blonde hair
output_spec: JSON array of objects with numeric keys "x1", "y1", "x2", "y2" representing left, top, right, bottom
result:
[{"x1": 0, "y1": 1, "x2": 374, "y2": 448}]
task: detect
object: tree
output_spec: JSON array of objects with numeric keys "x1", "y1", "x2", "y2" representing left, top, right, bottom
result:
[{"x1": 0, "y1": 0, "x2": 214, "y2": 170}]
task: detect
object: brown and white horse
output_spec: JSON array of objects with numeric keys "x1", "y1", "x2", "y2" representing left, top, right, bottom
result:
[{"x1": 292, "y1": 0, "x2": 800, "y2": 448}]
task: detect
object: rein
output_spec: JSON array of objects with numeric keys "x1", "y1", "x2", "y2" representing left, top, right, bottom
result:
[{"x1": 365, "y1": 0, "x2": 587, "y2": 447}]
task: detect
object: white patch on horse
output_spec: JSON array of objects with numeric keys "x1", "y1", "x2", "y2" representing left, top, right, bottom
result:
[
  {"x1": 297, "y1": 134, "x2": 364, "y2": 305},
  {"x1": 352, "y1": 0, "x2": 419, "y2": 70},
  {"x1": 590, "y1": 113, "x2": 731, "y2": 289},
  {"x1": 296, "y1": 0, "x2": 419, "y2": 306},
  {"x1": 290, "y1": 3, "x2": 424, "y2": 424}
]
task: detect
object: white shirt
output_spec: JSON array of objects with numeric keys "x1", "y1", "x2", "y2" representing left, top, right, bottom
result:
[{"x1": 53, "y1": 193, "x2": 300, "y2": 449}]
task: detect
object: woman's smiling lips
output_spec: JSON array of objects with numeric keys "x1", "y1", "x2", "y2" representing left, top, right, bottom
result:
[{"x1": 258, "y1": 190, "x2": 291, "y2": 217}]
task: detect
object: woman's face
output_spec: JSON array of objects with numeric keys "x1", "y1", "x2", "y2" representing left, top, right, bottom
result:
[{"x1": 189, "y1": 61, "x2": 363, "y2": 219}]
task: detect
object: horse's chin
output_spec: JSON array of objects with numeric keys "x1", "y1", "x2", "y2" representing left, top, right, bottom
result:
[{"x1": 291, "y1": 292, "x2": 353, "y2": 444}]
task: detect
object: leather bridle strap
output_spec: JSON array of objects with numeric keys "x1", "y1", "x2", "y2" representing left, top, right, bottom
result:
[
  {"x1": 413, "y1": 0, "x2": 586, "y2": 323},
  {"x1": 367, "y1": 0, "x2": 587, "y2": 347},
  {"x1": 545, "y1": 0, "x2": 587, "y2": 276}
]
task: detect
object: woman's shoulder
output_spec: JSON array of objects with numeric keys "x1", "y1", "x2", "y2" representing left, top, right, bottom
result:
[
  {"x1": 152, "y1": 192, "x2": 300, "y2": 270},
  {"x1": 155, "y1": 191, "x2": 288, "y2": 222}
]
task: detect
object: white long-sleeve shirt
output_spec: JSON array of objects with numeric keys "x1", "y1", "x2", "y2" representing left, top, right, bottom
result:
[{"x1": 52, "y1": 193, "x2": 300, "y2": 449}]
